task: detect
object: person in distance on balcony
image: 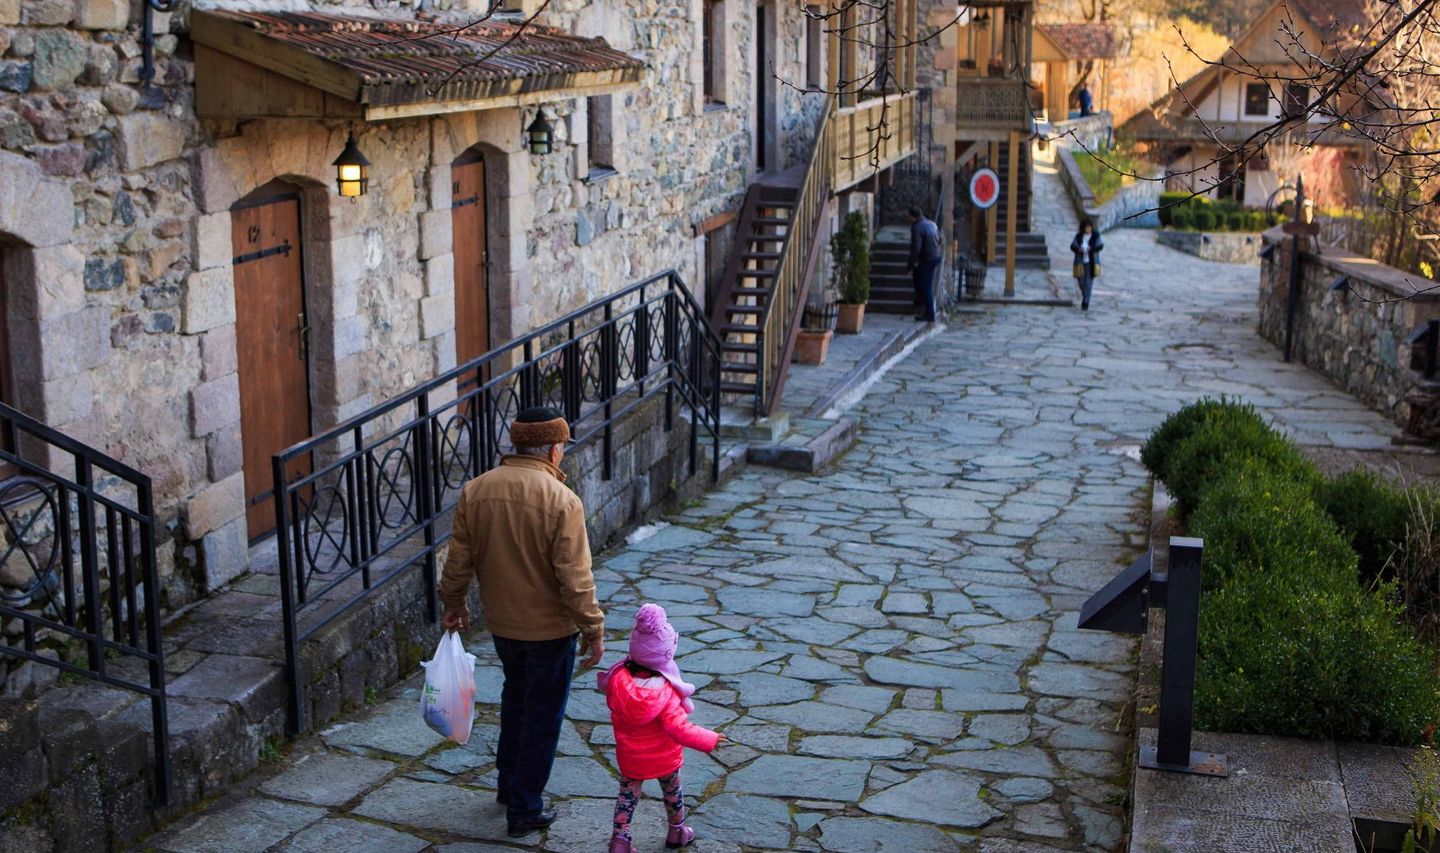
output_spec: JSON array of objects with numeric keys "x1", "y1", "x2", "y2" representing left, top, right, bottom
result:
[
  {"x1": 1070, "y1": 218, "x2": 1103, "y2": 311},
  {"x1": 1078, "y1": 83, "x2": 1094, "y2": 117},
  {"x1": 907, "y1": 206, "x2": 943, "y2": 323},
  {"x1": 439, "y1": 406, "x2": 606, "y2": 839}
]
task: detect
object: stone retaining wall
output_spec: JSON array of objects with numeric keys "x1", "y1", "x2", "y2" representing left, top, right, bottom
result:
[
  {"x1": 0, "y1": 391, "x2": 718, "y2": 853},
  {"x1": 1047, "y1": 112, "x2": 1113, "y2": 152},
  {"x1": 1258, "y1": 229, "x2": 1440, "y2": 426},
  {"x1": 1055, "y1": 145, "x2": 1162, "y2": 232},
  {"x1": 1158, "y1": 229, "x2": 1263, "y2": 264}
]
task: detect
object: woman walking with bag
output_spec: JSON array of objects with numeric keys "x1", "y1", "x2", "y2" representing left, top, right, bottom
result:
[{"x1": 1070, "y1": 219, "x2": 1103, "y2": 311}]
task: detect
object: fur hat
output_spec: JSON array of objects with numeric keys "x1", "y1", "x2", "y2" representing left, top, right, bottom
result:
[{"x1": 510, "y1": 406, "x2": 571, "y2": 448}]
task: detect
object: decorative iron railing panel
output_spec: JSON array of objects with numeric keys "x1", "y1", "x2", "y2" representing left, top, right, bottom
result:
[
  {"x1": 955, "y1": 78, "x2": 1034, "y2": 129},
  {"x1": 272, "y1": 271, "x2": 722, "y2": 733},
  {"x1": 0, "y1": 403, "x2": 171, "y2": 805}
]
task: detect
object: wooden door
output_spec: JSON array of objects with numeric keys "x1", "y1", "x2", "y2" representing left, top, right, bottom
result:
[
  {"x1": 232, "y1": 194, "x2": 312, "y2": 541},
  {"x1": 755, "y1": 2, "x2": 767, "y2": 172},
  {"x1": 452, "y1": 157, "x2": 489, "y2": 370}
]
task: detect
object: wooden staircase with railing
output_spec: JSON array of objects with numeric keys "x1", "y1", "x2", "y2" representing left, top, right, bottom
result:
[
  {"x1": 710, "y1": 97, "x2": 839, "y2": 416},
  {"x1": 708, "y1": 183, "x2": 800, "y2": 406}
]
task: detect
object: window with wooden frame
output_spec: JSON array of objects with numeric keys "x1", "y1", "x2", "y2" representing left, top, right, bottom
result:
[
  {"x1": 805, "y1": 7, "x2": 823, "y2": 90},
  {"x1": 1244, "y1": 82, "x2": 1271, "y2": 117},
  {"x1": 1283, "y1": 83, "x2": 1310, "y2": 119},
  {"x1": 702, "y1": 0, "x2": 726, "y2": 107},
  {"x1": 1217, "y1": 154, "x2": 1247, "y2": 202},
  {"x1": 584, "y1": 95, "x2": 617, "y2": 181}
]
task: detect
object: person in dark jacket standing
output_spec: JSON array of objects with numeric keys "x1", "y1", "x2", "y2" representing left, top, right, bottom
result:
[
  {"x1": 1069, "y1": 219, "x2": 1103, "y2": 311},
  {"x1": 440, "y1": 406, "x2": 606, "y2": 838},
  {"x1": 907, "y1": 206, "x2": 943, "y2": 322}
]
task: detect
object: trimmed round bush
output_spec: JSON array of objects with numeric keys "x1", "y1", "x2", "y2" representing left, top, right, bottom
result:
[
  {"x1": 1225, "y1": 211, "x2": 1246, "y2": 231},
  {"x1": 1318, "y1": 469, "x2": 1409, "y2": 584},
  {"x1": 1159, "y1": 191, "x2": 1191, "y2": 226},
  {"x1": 1165, "y1": 416, "x2": 1320, "y2": 517},
  {"x1": 1193, "y1": 208, "x2": 1217, "y2": 231},
  {"x1": 1196, "y1": 570, "x2": 1440, "y2": 745},
  {"x1": 1171, "y1": 209, "x2": 1192, "y2": 230},
  {"x1": 1140, "y1": 397, "x2": 1268, "y2": 483},
  {"x1": 1190, "y1": 465, "x2": 1359, "y2": 591}
]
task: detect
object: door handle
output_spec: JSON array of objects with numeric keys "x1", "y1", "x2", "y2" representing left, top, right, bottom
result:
[{"x1": 298, "y1": 312, "x2": 310, "y2": 362}]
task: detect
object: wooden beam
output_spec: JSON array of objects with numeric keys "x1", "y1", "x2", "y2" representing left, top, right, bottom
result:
[
  {"x1": 362, "y1": 78, "x2": 636, "y2": 121},
  {"x1": 693, "y1": 209, "x2": 739, "y2": 236},
  {"x1": 191, "y1": 11, "x2": 360, "y2": 100},
  {"x1": 1003, "y1": 130, "x2": 1019, "y2": 297},
  {"x1": 196, "y1": 47, "x2": 363, "y2": 119},
  {"x1": 986, "y1": 141, "x2": 998, "y2": 265},
  {"x1": 955, "y1": 141, "x2": 983, "y2": 168}
]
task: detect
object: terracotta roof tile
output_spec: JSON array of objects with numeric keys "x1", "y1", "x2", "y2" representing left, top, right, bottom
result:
[
  {"x1": 1036, "y1": 23, "x2": 1117, "y2": 60},
  {"x1": 205, "y1": 11, "x2": 646, "y2": 107}
]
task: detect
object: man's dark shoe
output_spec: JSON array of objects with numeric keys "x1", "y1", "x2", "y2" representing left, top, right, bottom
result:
[
  {"x1": 507, "y1": 810, "x2": 557, "y2": 837},
  {"x1": 496, "y1": 791, "x2": 508, "y2": 806}
]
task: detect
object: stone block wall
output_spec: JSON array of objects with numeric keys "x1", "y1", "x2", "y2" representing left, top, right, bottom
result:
[
  {"x1": 1047, "y1": 112, "x2": 1113, "y2": 152},
  {"x1": 1258, "y1": 229, "x2": 1440, "y2": 425},
  {"x1": 0, "y1": 0, "x2": 811, "y2": 624},
  {"x1": 1159, "y1": 229, "x2": 1263, "y2": 264}
]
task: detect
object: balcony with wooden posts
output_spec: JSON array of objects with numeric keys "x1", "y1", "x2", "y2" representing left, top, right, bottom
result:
[
  {"x1": 833, "y1": 92, "x2": 919, "y2": 192},
  {"x1": 954, "y1": 0, "x2": 1038, "y2": 138}
]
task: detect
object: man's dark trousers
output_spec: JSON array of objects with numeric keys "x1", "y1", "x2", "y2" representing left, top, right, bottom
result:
[
  {"x1": 912, "y1": 257, "x2": 940, "y2": 321},
  {"x1": 493, "y1": 633, "x2": 577, "y2": 822}
]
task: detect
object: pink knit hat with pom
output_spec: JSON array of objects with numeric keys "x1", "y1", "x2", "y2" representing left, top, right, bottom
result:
[{"x1": 596, "y1": 603, "x2": 697, "y2": 712}]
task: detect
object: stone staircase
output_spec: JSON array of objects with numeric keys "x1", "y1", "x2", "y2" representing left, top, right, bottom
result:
[
  {"x1": 994, "y1": 232, "x2": 1052, "y2": 270},
  {"x1": 867, "y1": 228, "x2": 915, "y2": 315}
]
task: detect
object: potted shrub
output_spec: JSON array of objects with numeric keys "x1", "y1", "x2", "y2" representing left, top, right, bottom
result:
[
  {"x1": 832, "y1": 211, "x2": 871, "y2": 334},
  {"x1": 795, "y1": 298, "x2": 836, "y2": 365}
]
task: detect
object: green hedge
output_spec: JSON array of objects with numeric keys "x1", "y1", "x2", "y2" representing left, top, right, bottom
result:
[
  {"x1": 1318, "y1": 468, "x2": 1410, "y2": 584},
  {"x1": 1144, "y1": 398, "x2": 1440, "y2": 745},
  {"x1": 1189, "y1": 466, "x2": 1357, "y2": 592}
]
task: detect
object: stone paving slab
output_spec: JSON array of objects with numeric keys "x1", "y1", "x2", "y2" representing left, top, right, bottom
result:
[{"x1": 133, "y1": 139, "x2": 1430, "y2": 853}]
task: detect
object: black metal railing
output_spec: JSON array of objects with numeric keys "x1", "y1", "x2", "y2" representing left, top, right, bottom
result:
[
  {"x1": 272, "y1": 270, "x2": 722, "y2": 733},
  {"x1": 0, "y1": 403, "x2": 171, "y2": 804},
  {"x1": 1410, "y1": 319, "x2": 1440, "y2": 380}
]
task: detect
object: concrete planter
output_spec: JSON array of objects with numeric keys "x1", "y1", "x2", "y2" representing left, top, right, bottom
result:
[
  {"x1": 794, "y1": 329, "x2": 833, "y2": 364},
  {"x1": 1157, "y1": 229, "x2": 1263, "y2": 264},
  {"x1": 837, "y1": 303, "x2": 866, "y2": 334}
]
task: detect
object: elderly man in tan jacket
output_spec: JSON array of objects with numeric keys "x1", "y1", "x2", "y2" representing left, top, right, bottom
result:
[{"x1": 439, "y1": 406, "x2": 605, "y2": 838}]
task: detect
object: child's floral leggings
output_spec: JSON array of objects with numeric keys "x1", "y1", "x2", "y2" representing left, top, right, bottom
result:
[{"x1": 612, "y1": 772, "x2": 684, "y2": 841}]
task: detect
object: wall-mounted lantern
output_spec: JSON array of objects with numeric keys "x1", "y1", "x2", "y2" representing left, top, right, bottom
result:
[
  {"x1": 332, "y1": 132, "x2": 371, "y2": 199},
  {"x1": 526, "y1": 108, "x2": 555, "y2": 156}
]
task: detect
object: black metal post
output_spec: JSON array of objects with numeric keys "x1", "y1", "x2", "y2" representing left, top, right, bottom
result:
[
  {"x1": 1283, "y1": 175, "x2": 1306, "y2": 363},
  {"x1": 1427, "y1": 319, "x2": 1439, "y2": 380},
  {"x1": 273, "y1": 455, "x2": 306, "y2": 735},
  {"x1": 414, "y1": 395, "x2": 439, "y2": 623},
  {"x1": 602, "y1": 302, "x2": 616, "y2": 480},
  {"x1": 75, "y1": 454, "x2": 104, "y2": 678},
  {"x1": 136, "y1": 477, "x2": 172, "y2": 806},
  {"x1": 1139, "y1": 536, "x2": 1226, "y2": 776}
]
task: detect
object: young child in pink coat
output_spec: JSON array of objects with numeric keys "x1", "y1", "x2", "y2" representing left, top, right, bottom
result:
[{"x1": 596, "y1": 603, "x2": 722, "y2": 852}]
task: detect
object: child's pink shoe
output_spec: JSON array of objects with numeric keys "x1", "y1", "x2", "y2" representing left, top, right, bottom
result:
[
  {"x1": 609, "y1": 835, "x2": 633, "y2": 853},
  {"x1": 665, "y1": 821, "x2": 695, "y2": 848}
]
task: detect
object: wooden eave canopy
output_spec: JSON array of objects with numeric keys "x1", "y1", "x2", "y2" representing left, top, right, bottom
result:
[{"x1": 192, "y1": 10, "x2": 646, "y2": 121}]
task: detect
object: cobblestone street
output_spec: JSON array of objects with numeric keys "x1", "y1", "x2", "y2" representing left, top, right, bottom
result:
[{"x1": 144, "y1": 182, "x2": 1410, "y2": 853}]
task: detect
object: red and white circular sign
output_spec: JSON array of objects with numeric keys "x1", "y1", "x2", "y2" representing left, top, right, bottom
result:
[{"x1": 970, "y1": 167, "x2": 1000, "y2": 210}]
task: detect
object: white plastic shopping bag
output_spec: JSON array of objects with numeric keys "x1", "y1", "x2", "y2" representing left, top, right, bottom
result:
[{"x1": 420, "y1": 631, "x2": 477, "y2": 744}]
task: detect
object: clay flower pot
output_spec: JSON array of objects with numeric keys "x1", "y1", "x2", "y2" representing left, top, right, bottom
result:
[
  {"x1": 836, "y1": 303, "x2": 866, "y2": 334},
  {"x1": 794, "y1": 329, "x2": 833, "y2": 364}
]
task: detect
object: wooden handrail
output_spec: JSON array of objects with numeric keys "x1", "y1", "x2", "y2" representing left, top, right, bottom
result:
[
  {"x1": 756, "y1": 95, "x2": 837, "y2": 415},
  {"x1": 834, "y1": 91, "x2": 918, "y2": 191}
]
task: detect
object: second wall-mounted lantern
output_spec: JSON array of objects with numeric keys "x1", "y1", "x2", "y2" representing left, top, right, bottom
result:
[
  {"x1": 333, "y1": 131, "x2": 371, "y2": 199},
  {"x1": 526, "y1": 108, "x2": 555, "y2": 156}
]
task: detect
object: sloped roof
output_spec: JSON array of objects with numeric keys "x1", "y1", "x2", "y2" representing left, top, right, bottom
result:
[
  {"x1": 1287, "y1": 0, "x2": 1371, "y2": 34},
  {"x1": 1036, "y1": 23, "x2": 1118, "y2": 60},
  {"x1": 191, "y1": 10, "x2": 645, "y2": 117}
]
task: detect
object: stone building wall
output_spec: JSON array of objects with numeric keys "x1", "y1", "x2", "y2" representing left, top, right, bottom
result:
[
  {"x1": 0, "y1": 0, "x2": 821, "y2": 612},
  {"x1": 1258, "y1": 229, "x2": 1440, "y2": 425}
]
